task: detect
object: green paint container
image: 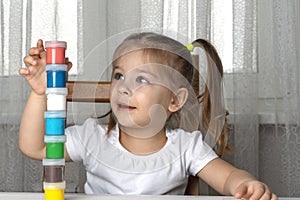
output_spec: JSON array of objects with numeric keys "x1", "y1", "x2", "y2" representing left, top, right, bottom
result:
[{"x1": 44, "y1": 136, "x2": 66, "y2": 159}]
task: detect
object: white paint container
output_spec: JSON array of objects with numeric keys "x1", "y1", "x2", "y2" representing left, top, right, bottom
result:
[{"x1": 46, "y1": 88, "x2": 68, "y2": 111}]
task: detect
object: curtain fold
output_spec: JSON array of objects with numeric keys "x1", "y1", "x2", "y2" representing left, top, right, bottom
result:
[
  {"x1": 258, "y1": 0, "x2": 300, "y2": 196},
  {"x1": 231, "y1": 0, "x2": 259, "y2": 178}
]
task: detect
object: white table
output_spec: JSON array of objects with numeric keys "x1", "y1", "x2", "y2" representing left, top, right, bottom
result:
[
  {"x1": 0, "y1": 193, "x2": 297, "y2": 200},
  {"x1": 0, "y1": 193, "x2": 235, "y2": 200}
]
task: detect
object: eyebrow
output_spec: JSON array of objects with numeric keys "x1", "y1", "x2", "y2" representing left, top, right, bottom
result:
[
  {"x1": 113, "y1": 65, "x2": 158, "y2": 78},
  {"x1": 112, "y1": 65, "x2": 122, "y2": 74},
  {"x1": 136, "y1": 69, "x2": 158, "y2": 78},
  {"x1": 113, "y1": 65, "x2": 120, "y2": 70}
]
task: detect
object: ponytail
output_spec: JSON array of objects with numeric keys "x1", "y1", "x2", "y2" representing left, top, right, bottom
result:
[{"x1": 191, "y1": 39, "x2": 230, "y2": 156}]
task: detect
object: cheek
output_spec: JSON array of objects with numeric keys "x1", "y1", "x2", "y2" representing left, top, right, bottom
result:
[
  {"x1": 109, "y1": 86, "x2": 118, "y2": 112},
  {"x1": 109, "y1": 89, "x2": 113, "y2": 100},
  {"x1": 136, "y1": 90, "x2": 170, "y2": 109},
  {"x1": 109, "y1": 84, "x2": 117, "y2": 99},
  {"x1": 134, "y1": 89, "x2": 151, "y2": 102}
]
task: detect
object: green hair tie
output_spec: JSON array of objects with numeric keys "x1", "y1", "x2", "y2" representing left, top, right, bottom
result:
[{"x1": 186, "y1": 43, "x2": 194, "y2": 52}]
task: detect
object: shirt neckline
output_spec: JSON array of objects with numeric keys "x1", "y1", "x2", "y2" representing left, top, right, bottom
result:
[{"x1": 107, "y1": 124, "x2": 172, "y2": 157}]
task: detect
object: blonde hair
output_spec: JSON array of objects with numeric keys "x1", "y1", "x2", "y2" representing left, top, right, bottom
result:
[{"x1": 105, "y1": 32, "x2": 230, "y2": 156}]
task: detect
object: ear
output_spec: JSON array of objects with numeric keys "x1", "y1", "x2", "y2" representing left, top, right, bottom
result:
[{"x1": 168, "y1": 88, "x2": 189, "y2": 113}]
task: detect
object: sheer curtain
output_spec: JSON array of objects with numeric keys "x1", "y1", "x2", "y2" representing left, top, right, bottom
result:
[
  {"x1": 256, "y1": 0, "x2": 300, "y2": 196},
  {"x1": 0, "y1": 0, "x2": 86, "y2": 192},
  {"x1": 0, "y1": 0, "x2": 40, "y2": 192},
  {"x1": 0, "y1": 0, "x2": 299, "y2": 197},
  {"x1": 225, "y1": 0, "x2": 300, "y2": 197}
]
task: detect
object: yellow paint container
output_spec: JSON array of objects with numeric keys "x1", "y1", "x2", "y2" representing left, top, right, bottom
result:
[{"x1": 43, "y1": 181, "x2": 65, "y2": 200}]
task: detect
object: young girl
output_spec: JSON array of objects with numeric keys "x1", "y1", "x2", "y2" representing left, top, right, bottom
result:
[{"x1": 19, "y1": 32, "x2": 277, "y2": 199}]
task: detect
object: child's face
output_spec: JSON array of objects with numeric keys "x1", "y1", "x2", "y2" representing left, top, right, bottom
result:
[{"x1": 110, "y1": 50, "x2": 176, "y2": 135}]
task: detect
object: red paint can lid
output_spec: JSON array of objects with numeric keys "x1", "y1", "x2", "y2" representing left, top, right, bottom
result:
[{"x1": 45, "y1": 41, "x2": 67, "y2": 49}]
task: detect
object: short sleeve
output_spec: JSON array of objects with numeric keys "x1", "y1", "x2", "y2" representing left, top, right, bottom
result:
[
  {"x1": 186, "y1": 131, "x2": 218, "y2": 176},
  {"x1": 65, "y1": 118, "x2": 107, "y2": 162}
]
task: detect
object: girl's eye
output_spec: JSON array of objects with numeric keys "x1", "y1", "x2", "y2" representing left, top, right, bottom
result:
[
  {"x1": 136, "y1": 76, "x2": 149, "y2": 84},
  {"x1": 113, "y1": 72, "x2": 124, "y2": 80}
]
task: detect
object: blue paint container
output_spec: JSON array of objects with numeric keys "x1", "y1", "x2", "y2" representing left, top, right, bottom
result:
[
  {"x1": 46, "y1": 64, "x2": 67, "y2": 88},
  {"x1": 44, "y1": 111, "x2": 66, "y2": 136}
]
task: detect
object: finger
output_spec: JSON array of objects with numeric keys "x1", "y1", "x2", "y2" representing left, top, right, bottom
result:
[
  {"x1": 234, "y1": 184, "x2": 248, "y2": 199},
  {"x1": 28, "y1": 47, "x2": 41, "y2": 57},
  {"x1": 37, "y1": 39, "x2": 45, "y2": 54},
  {"x1": 18, "y1": 67, "x2": 29, "y2": 76},
  {"x1": 37, "y1": 39, "x2": 46, "y2": 60},
  {"x1": 37, "y1": 39, "x2": 44, "y2": 49},
  {"x1": 248, "y1": 185, "x2": 266, "y2": 200},
  {"x1": 65, "y1": 58, "x2": 73, "y2": 71},
  {"x1": 271, "y1": 193, "x2": 278, "y2": 200},
  {"x1": 255, "y1": 189, "x2": 271, "y2": 200},
  {"x1": 28, "y1": 40, "x2": 45, "y2": 57},
  {"x1": 39, "y1": 49, "x2": 46, "y2": 60},
  {"x1": 67, "y1": 62, "x2": 73, "y2": 71},
  {"x1": 23, "y1": 55, "x2": 37, "y2": 66}
]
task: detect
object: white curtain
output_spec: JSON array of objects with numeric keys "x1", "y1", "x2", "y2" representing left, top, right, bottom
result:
[
  {"x1": 255, "y1": 0, "x2": 300, "y2": 196},
  {"x1": 0, "y1": 0, "x2": 86, "y2": 192},
  {"x1": 0, "y1": 0, "x2": 299, "y2": 197},
  {"x1": 0, "y1": 0, "x2": 40, "y2": 192},
  {"x1": 225, "y1": 0, "x2": 300, "y2": 197}
]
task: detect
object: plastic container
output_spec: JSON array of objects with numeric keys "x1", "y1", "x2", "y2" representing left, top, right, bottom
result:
[
  {"x1": 43, "y1": 158, "x2": 65, "y2": 166},
  {"x1": 44, "y1": 135, "x2": 66, "y2": 159},
  {"x1": 43, "y1": 159, "x2": 65, "y2": 183},
  {"x1": 45, "y1": 41, "x2": 67, "y2": 64},
  {"x1": 46, "y1": 64, "x2": 67, "y2": 88},
  {"x1": 44, "y1": 181, "x2": 65, "y2": 200},
  {"x1": 46, "y1": 88, "x2": 68, "y2": 111},
  {"x1": 44, "y1": 111, "x2": 66, "y2": 136}
]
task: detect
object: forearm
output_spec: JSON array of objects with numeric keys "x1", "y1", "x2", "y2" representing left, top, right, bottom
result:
[
  {"x1": 198, "y1": 158, "x2": 275, "y2": 199},
  {"x1": 19, "y1": 91, "x2": 46, "y2": 160},
  {"x1": 223, "y1": 169, "x2": 256, "y2": 195}
]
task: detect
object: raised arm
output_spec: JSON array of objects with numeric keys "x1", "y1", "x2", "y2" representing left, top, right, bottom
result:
[
  {"x1": 197, "y1": 158, "x2": 277, "y2": 200},
  {"x1": 19, "y1": 39, "x2": 72, "y2": 161},
  {"x1": 19, "y1": 90, "x2": 47, "y2": 160},
  {"x1": 19, "y1": 39, "x2": 47, "y2": 160}
]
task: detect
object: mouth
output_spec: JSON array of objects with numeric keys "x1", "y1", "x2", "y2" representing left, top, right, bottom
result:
[{"x1": 117, "y1": 104, "x2": 136, "y2": 110}]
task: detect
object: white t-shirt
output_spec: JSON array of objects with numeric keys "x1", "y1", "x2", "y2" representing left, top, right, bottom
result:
[{"x1": 65, "y1": 118, "x2": 217, "y2": 195}]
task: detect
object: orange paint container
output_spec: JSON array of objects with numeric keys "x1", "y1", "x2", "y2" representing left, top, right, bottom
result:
[{"x1": 45, "y1": 41, "x2": 67, "y2": 64}]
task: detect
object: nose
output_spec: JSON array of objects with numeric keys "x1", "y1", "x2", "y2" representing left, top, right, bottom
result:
[{"x1": 117, "y1": 79, "x2": 132, "y2": 96}]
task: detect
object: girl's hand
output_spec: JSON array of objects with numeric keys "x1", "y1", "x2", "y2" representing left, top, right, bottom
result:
[
  {"x1": 19, "y1": 39, "x2": 72, "y2": 95},
  {"x1": 19, "y1": 39, "x2": 47, "y2": 95},
  {"x1": 234, "y1": 180, "x2": 278, "y2": 200}
]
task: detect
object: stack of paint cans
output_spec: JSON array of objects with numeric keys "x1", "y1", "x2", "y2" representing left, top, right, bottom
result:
[{"x1": 43, "y1": 41, "x2": 67, "y2": 200}]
